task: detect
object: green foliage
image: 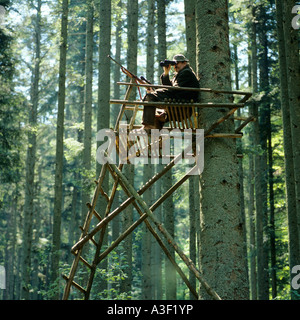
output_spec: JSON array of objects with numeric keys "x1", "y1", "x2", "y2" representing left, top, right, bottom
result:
[
  {"x1": 0, "y1": 26, "x2": 23, "y2": 185},
  {"x1": 64, "y1": 138, "x2": 83, "y2": 162}
]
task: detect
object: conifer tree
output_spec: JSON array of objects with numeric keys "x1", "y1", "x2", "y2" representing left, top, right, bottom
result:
[{"x1": 195, "y1": 0, "x2": 249, "y2": 299}]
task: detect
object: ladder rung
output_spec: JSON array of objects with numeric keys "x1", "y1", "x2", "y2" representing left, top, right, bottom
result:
[
  {"x1": 205, "y1": 133, "x2": 243, "y2": 138},
  {"x1": 124, "y1": 106, "x2": 143, "y2": 111},
  {"x1": 86, "y1": 203, "x2": 103, "y2": 221},
  {"x1": 235, "y1": 116, "x2": 255, "y2": 133},
  {"x1": 93, "y1": 182, "x2": 110, "y2": 203},
  {"x1": 79, "y1": 226, "x2": 98, "y2": 247},
  {"x1": 234, "y1": 116, "x2": 248, "y2": 121},
  {"x1": 99, "y1": 187, "x2": 110, "y2": 203},
  {"x1": 71, "y1": 252, "x2": 93, "y2": 269},
  {"x1": 62, "y1": 274, "x2": 87, "y2": 294}
]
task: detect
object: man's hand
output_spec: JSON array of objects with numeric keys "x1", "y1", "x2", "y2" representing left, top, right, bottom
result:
[{"x1": 163, "y1": 64, "x2": 171, "y2": 76}]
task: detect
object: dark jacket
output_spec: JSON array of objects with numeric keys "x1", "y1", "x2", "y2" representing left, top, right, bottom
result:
[{"x1": 160, "y1": 65, "x2": 199, "y2": 102}]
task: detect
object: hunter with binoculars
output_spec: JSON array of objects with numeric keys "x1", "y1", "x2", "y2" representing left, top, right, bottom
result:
[{"x1": 142, "y1": 54, "x2": 199, "y2": 130}]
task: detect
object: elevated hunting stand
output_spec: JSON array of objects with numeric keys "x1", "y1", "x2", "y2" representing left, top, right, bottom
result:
[{"x1": 62, "y1": 76, "x2": 253, "y2": 300}]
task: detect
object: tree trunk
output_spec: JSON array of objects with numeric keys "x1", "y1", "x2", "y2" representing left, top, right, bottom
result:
[
  {"x1": 146, "y1": 0, "x2": 155, "y2": 83},
  {"x1": 283, "y1": 0, "x2": 300, "y2": 257},
  {"x1": 189, "y1": 176, "x2": 197, "y2": 300},
  {"x1": 51, "y1": 0, "x2": 68, "y2": 299},
  {"x1": 156, "y1": 0, "x2": 166, "y2": 64},
  {"x1": 256, "y1": 5, "x2": 270, "y2": 299},
  {"x1": 247, "y1": 48, "x2": 257, "y2": 300},
  {"x1": 184, "y1": 0, "x2": 196, "y2": 68},
  {"x1": 248, "y1": 153, "x2": 257, "y2": 299},
  {"x1": 21, "y1": 0, "x2": 41, "y2": 299},
  {"x1": 119, "y1": 0, "x2": 138, "y2": 296},
  {"x1": 184, "y1": 0, "x2": 198, "y2": 299},
  {"x1": 141, "y1": 167, "x2": 153, "y2": 299},
  {"x1": 163, "y1": 169, "x2": 176, "y2": 300},
  {"x1": 112, "y1": 0, "x2": 122, "y2": 124},
  {"x1": 156, "y1": 0, "x2": 177, "y2": 300},
  {"x1": 234, "y1": 42, "x2": 249, "y2": 292},
  {"x1": 249, "y1": 5, "x2": 269, "y2": 300},
  {"x1": 82, "y1": 0, "x2": 94, "y2": 226},
  {"x1": 111, "y1": 0, "x2": 122, "y2": 298},
  {"x1": 268, "y1": 129, "x2": 277, "y2": 298},
  {"x1": 155, "y1": 0, "x2": 167, "y2": 299},
  {"x1": 96, "y1": 0, "x2": 111, "y2": 297},
  {"x1": 277, "y1": 0, "x2": 300, "y2": 299},
  {"x1": 141, "y1": 0, "x2": 155, "y2": 300},
  {"x1": 195, "y1": 0, "x2": 249, "y2": 300}
]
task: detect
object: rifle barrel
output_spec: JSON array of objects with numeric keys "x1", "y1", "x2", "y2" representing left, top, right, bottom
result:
[{"x1": 108, "y1": 55, "x2": 123, "y2": 68}]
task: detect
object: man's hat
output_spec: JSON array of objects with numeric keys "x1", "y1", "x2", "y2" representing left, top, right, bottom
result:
[{"x1": 173, "y1": 54, "x2": 189, "y2": 62}]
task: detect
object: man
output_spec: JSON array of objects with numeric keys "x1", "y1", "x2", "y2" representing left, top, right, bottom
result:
[{"x1": 142, "y1": 54, "x2": 199, "y2": 130}]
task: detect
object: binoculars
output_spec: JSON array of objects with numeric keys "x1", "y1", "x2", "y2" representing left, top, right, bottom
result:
[{"x1": 159, "y1": 59, "x2": 177, "y2": 67}]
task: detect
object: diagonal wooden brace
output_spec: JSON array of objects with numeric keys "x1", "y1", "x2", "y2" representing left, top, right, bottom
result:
[
  {"x1": 107, "y1": 161, "x2": 221, "y2": 300},
  {"x1": 104, "y1": 164, "x2": 198, "y2": 299},
  {"x1": 71, "y1": 141, "x2": 196, "y2": 254}
]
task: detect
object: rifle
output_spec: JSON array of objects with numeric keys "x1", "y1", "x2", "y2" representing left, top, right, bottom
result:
[{"x1": 108, "y1": 55, "x2": 151, "y2": 86}]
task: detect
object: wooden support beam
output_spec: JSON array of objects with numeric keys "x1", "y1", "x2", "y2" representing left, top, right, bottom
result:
[
  {"x1": 70, "y1": 251, "x2": 93, "y2": 269},
  {"x1": 205, "y1": 133, "x2": 243, "y2": 139},
  {"x1": 79, "y1": 226, "x2": 97, "y2": 247},
  {"x1": 235, "y1": 116, "x2": 255, "y2": 133},
  {"x1": 98, "y1": 187, "x2": 109, "y2": 203},
  {"x1": 97, "y1": 210, "x2": 199, "y2": 299},
  {"x1": 107, "y1": 161, "x2": 221, "y2": 300},
  {"x1": 110, "y1": 99, "x2": 245, "y2": 109},
  {"x1": 99, "y1": 206, "x2": 199, "y2": 300},
  {"x1": 102, "y1": 163, "x2": 198, "y2": 298},
  {"x1": 62, "y1": 164, "x2": 109, "y2": 300},
  {"x1": 70, "y1": 159, "x2": 178, "y2": 253},
  {"x1": 113, "y1": 79, "x2": 135, "y2": 131},
  {"x1": 234, "y1": 116, "x2": 249, "y2": 121},
  {"x1": 237, "y1": 92, "x2": 252, "y2": 104},
  {"x1": 204, "y1": 107, "x2": 239, "y2": 136},
  {"x1": 62, "y1": 274, "x2": 87, "y2": 295},
  {"x1": 83, "y1": 164, "x2": 126, "y2": 300},
  {"x1": 70, "y1": 142, "x2": 195, "y2": 254},
  {"x1": 116, "y1": 81, "x2": 252, "y2": 97},
  {"x1": 86, "y1": 202, "x2": 102, "y2": 221}
]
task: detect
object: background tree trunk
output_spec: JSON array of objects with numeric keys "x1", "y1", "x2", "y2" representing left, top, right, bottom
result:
[
  {"x1": 96, "y1": 0, "x2": 111, "y2": 297},
  {"x1": 281, "y1": 0, "x2": 300, "y2": 300},
  {"x1": 119, "y1": 0, "x2": 138, "y2": 297},
  {"x1": 51, "y1": 0, "x2": 69, "y2": 299},
  {"x1": 247, "y1": 45, "x2": 257, "y2": 300},
  {"x1": 141, "y1": 0, "x2": 155, "y2": 300},
  {"x1": 21, "y1": 0, "x2": 41, "y2": 300},
  {"x1": 283, "y1": 0, "x2": 300, "y2": 251},
  {"x1": 82, "y1": 0, "x2": 94, "y2": 239},
  {"x1": 256, "y1": 4, "x2": 270, "y2": 300}
]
